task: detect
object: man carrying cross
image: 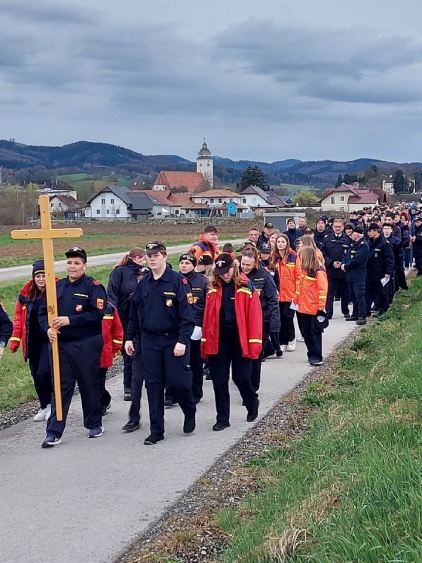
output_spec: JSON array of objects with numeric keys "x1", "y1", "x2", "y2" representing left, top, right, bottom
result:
[{"x1": 39, "y1": 246, "x2": 107, "y2": 447}]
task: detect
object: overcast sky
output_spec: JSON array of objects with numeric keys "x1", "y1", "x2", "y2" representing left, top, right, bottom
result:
[{"x1": 2, "y1": 0, "x2": 422, "y2": 163}]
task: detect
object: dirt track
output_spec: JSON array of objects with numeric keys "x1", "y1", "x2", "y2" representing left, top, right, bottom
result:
[{"x1": 0, "y1": 219, "x2": 261, "y2": 261}]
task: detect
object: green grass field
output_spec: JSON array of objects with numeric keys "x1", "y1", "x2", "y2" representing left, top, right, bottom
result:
[
  {"x1": 0, "y1": 256, "x2": 180, "y2": 414},
  {"x1": 57, "y1": 173, "x2": 131, "y2": 188},
  {"x1": 217, "y1": 278, "x2": 422, "y2": 562},
  {"x1": 0, "y1": 237, "x2": 204, "y2": 267}
]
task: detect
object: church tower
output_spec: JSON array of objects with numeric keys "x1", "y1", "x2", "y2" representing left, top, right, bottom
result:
[{"x1": 196, "y1": 140, "x2": 213, "y2": 187}]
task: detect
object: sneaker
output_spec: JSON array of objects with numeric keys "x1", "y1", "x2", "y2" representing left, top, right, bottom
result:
[
  {"x1": 212, "y1": 422, "x2": 230, "y2": 431},
  {"x1": 44, "y1": 405, "x2": 51, "y2": 420},
  {"x1": 41, "y1": 433, "x2": 62, "y2": 448},
  {"x1": 309, "y1": 359, "x2": 323, "y2": 366},
  {"x1": 280, "y1": 344, "x2": 287, "y2": 353},
  {"x1": 183, "y1": 414, "x2": 196, "y2": 434},
  {"x1": 276, "y1": 349, "x2": 283, "y2": 357},
  {"x1": 88, "y1": 425, "x2": 104, "y2": 438},
  {"x1": 247, "y1": 399, "x2": 259, "y2": 422},
  {"x1": 356, "y1": 318, "x2": 367, "y2": 325},
  {"x1": 33, "y1": 407, "x2": 48, "y2": 422},
  {"x1": 296, "y1": 336, "x2": 305, "y2": 342},
  {"x1": 144, "y1": 433, "x2": 164, "y2": 445},
  {"x1": 345, "y1": 316, "x2": 358, "y2": 321},
  {"x1": 286, "y1": 339, "x2": 297, "y2": 352},
  {"x1": 124, "y1": 387, "x2": 131, "y2": 401},
  {"x1": 122, "y1": 421, "x2": 140, "y2": 432}
]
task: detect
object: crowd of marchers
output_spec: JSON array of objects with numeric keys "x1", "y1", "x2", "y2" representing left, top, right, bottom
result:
[{"x1": 0, "y1": 202, "x2": 417, "y2": 447}]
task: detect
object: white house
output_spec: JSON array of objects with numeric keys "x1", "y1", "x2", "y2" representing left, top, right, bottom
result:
[
  {"x1": 321, "y1": 183, "x2": 379, "y2": 213},
  {"x1": 190, "y1": 189, "x2": 247, "y2": 214},
  {"x1": 49, "y1": 194, "x2": 79, "y2": 213},
  {"x1": 85, "y1": 186, "x2": 165, "y2": 221},
  {"x1": 240, "y1": 185, "x2": 286, "y2": 210}
]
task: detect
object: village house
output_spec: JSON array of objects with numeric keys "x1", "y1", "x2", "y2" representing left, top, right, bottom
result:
[
  {"x1": 84, "y1": 186, "x2": 166, "y2": 221},
  {"x1": 240, "y1": 185, "x2": 286, "y2": 212},
  {"x1": 321, "y1": 183, "x2": 379, "y2": 212},
  {"x1": 49, "y1": 194, "x2": 83, "y2": 219}
]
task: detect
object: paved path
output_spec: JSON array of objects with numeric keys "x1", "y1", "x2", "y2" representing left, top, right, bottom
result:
[
  {"x1": 0, "y1": 240, "x2": 240, "y2": 282},
  {"x1": 0, "y1": 305, "x2": 356, "y2": 563}
]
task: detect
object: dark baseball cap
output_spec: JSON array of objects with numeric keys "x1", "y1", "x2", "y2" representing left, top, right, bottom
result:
[
  {"x1": 146, "y1": 241, "x2": 167, "y2": 254},
  {"x1": 260, "y1": 243, "x2": 271, "y2": 253},
  {"x1": 214, "y1": 253, "x2": 234, "y2": 275},
  {"x1": 65, "y1": 246, "x2": 87, "y2": 261},
  {"x1": 179, "y1": 253, "x2": 197, "y2": 266},
  {"x1": 367, "y1": 223, "x2": 380, "y2": 231},
  {"x1": 198, "y1": 254, "x2": 213, "y2": 266},
  {"x1": 264, "y1": 221, "x2": 274, "y2": 228},
  {"x1": 352, "y1": 226, "x2": 364, "y2": 234},
  {"x1": 415, "y1": 216, "x2": 422, "y2": 222}
]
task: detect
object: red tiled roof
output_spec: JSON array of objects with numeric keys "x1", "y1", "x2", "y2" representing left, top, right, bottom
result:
[
  {"x1": 167, "y1": 192, "x2": 193, "y2": 204},
  {"x1": 348, "y1": 193, "x2": 379, "y2": 204},
  {"x1": 190, "y1": 189, "x2": 241, "y2": 199},
  {"x1": 154, "y1": 171, "x2": 206, "y2": 193}
]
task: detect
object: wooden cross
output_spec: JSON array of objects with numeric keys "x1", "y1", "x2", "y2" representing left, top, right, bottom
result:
[{"x1": 11, "y1": 195, "x2": 83, "y2": 420}]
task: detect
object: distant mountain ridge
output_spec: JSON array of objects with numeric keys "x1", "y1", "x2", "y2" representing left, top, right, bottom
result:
[{"x1": 0, "y1": 140, "x2": 420, "y2": 186}]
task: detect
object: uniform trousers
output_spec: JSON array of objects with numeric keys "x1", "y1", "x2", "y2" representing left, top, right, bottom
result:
[
  {"x1": 278, "y1": 302, "x2": 295, "y2": 345},
  {"x1": 415, "y1": 257, "x2": 422, "y2": 276},
  {"x1": 28, "y1": 341, "x2": 52, "y2": 409},
  {"x1": 128, "y1": 335, "x2": 144, "y2": 424},
  {"x1": 348, "y1": 276, "x2": 366, "y2": 319},
  {"x1": 141, "y1": 332, "x2": 195, "y2": 435},
  {"x1": 365, "y1": 279, "x2": 388, "y2": 314},
  {"x1": 46, "y1": 334, "x2": 103, "y2": 437},
  {"x1": 122, "y1": 348, "x2": 132, "y2": 389},
  {"x1": 297, "y1": 313, "x2": 323, "y2": 363},
  {"x1": 326, "y1": 276, "x2": 349, "y2": 317},
  {"x1": 251, "y1": 321, "x2": 270, "y2": 393},
  {"x1": 190, "y1": 339, "x2": 203, "y2": 403},
  {"x1": 99, "y1": 368, "x2": 112, "y2": 409},
  {"x1": 208, "y1": 327, "x2": 256, "y2": 424}
]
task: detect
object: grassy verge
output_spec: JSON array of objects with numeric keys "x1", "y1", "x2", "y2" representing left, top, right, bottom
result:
[
  {"x1": 0, "y1": 237, "x2": 225, "y2": 267},
  {"x1": 215, "y1": 278, "x2": 422, "y2": 562},
  {"x1": 0, "y1": 256, "x2": 180, "y2": 414}
]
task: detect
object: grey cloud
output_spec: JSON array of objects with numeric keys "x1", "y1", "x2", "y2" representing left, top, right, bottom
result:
[
  {"x1": 212, "y1": 19, "x2": 422, "y2": 104},
  {"x1": 1, "y1": 1, "x2": 99, "y2": 25}
]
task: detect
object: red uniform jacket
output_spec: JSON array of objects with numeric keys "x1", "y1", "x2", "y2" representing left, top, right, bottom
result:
[
  {"x1": 274, "y1": 251, "x2": 299, "y2": 302},
  {"x1": 294, "y1": 268, "x2": 328, "y2": 315},
  {"x1": 9, "y1": 279, "x2": 49, "y2": 359},
  {"x1": 201, "y1": 274, "x2": 262, "y2": 360},
  {"x1": 100, "y1": 302, "x2": 124, "y2": 368}
]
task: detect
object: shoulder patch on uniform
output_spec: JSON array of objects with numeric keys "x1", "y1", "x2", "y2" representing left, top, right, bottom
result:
[
  {"x1": 96, "y1": 298, "x2": 105, "y2": 310},
  {"x1": 93, "y1": 279, "x2": 100, "y2": 285}
]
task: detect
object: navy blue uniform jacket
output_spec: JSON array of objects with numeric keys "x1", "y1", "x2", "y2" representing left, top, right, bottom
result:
[
  {"x1": 366, "y1": 236, "x2": 394, "y2": 281},
  {"x1": 342, "y1": 238, "x2": 369, "y2": 279},
  {"x1": 39, "y1": 275, "x2": 106, "y2": 341},
  {"x1": 107, "y1": 261, "x2": 140, "y2": 326},
  {"x1": 182, "y1": 270, "x2": 208, "y2": 327},
  {"x1": 322, "y1": 233, "x2": 351, "y2": 279},
  {"x1": 127, "y1": 266, "x2": 194, "y2": 345},
  {"x1": 245, "y1": 267, "x2": 281, "y2": 332},
  {"x1": 0, "y1": 302, "x2": 13, "y2": 346}
]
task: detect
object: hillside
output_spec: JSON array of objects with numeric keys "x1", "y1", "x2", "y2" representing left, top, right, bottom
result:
[{"x1": 0, "y1": 140, "x2": 420, "y2": 188}]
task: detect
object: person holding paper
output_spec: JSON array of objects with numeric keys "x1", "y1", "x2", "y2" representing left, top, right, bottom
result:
[{"x1": 365, "y1": 223, "x2": 394, "y2": 318}]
